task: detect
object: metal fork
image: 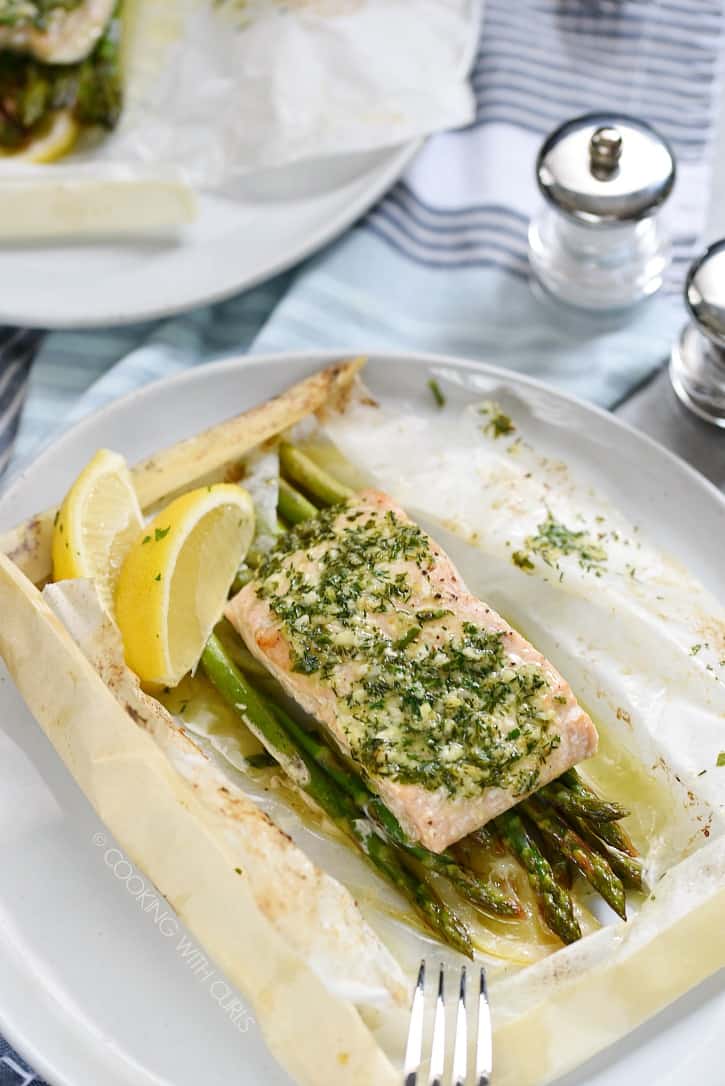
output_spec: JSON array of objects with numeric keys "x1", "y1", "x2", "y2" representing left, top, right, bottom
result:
[{"x1": 403, "y1": 960, "x2": 492, "y2": 1086}]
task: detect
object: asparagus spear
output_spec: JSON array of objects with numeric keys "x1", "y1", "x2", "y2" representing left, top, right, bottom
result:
[
  {"x1": 561, "y1": 770, "x2": 639, "y2": 857},
  {"x1": 246, "y1": 752, "x2": 277, "y2": 769},
  {"x1": 201, "y1": 634, "x2": 473, "y2": 956},
  {"x1": 263, "y1": 693, "x2": 520, "y2": 919},
  {"x1": 497, "y1": 810, "x2": 581, "y2": 944},
  {"x1": 541, "y1": 779, "x2": 629, "y2": 824},
  {"x1": 278, "y1": 442, "x2": 353, "y2": 506},
  {"x1": 75, "y1": 7, "x2": 123, "y2": 130},
  {"x1": 231, "y1": 566, "x2": 254, "y2": 595},
  {"x1": 214, "y1": 621, "x2": 271, "y2": 681},
  {"x1": 523, "y1": 798, "x2": 627, "y2": 920},
  {"x1": 537, "y1": 831, "x2": 574, "y2": 890},
  {"x1": 569, "y1": 816, "x2": 644, "y2": 891},
  {"x1": 277, "y1": 478, "x2": 318, "y2": 525},
  {"x1": 589, "y1": 817, "x2": 639, "y2": 863},
  {"x1": 467, "y1": 824, "x2": 501, "y2": 854}
]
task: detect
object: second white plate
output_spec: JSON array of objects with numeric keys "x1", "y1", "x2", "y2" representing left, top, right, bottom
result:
[{"x1": 0, "y1": 144, "x2": 416, "y2": 330}]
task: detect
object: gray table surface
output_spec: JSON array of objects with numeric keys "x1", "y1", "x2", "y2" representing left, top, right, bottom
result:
[
  {"x1": 616, "y1": 369, "x2": 725, "y2": 492},
  {"x1": 619, "y1": 113, "x2": 725, "y2": 493}
]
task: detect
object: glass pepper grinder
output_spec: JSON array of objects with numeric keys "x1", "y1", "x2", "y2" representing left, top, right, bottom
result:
[
  {"x1": 670, "y1": 240, "x2": 725, "y2": 427},
  {"x1": 528, "y1": 112, "x2": 676, "y2": 311}
]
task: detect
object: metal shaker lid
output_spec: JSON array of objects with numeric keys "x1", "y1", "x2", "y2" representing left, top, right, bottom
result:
[
  {"x1": 536, "y1": 112, "x2": 676, "y2": 226},
  {"x1": 685, "y1": 239, "x2": 725, "y2": 349}
]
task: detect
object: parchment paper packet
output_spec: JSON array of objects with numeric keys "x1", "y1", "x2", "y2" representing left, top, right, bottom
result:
[
  {"x1": 0, "y1": 2, "x2": 477, "y2": 235},
  {"x1": 103, "y1": 0, "x2": 479, "y2": 188},
  {"x1": 0, "y1": 360, "x2": 408, "y2": 1086}
]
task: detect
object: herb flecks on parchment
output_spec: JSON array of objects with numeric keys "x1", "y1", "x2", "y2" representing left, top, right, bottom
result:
[
  {"x1": 512, "y1": 550, "x2": 535, "y2": 573},
  {"x1": 478, "y1": 400, "x2": 516, "y2": 439},
  {"x1": 427, "y1": 378, "x2": 446, "y2": 409},
  {"x1": 511, "y1": 513, "x2": 608, "y2": 578}
]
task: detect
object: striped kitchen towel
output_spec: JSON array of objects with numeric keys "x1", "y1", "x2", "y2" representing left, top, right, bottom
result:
[
  {"x1": 0, "y1": 1039, "x2": 38, "y2": 1086},
  {"x1": 5, "y1": 0, "x2": 723, "y2": 478},
  {"x1": 0, "y1": 330, "x2": 43, "y2": 478}
]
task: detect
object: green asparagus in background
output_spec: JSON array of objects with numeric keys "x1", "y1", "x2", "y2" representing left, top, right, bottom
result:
[
  {"x1": 0, "y1": 1, "x2": 86, "y2": 29},
  {"x1": 0, "y1": 2, "x2": 122, "y2": 149},
  {"x1": 75, "y1": 5, "x2": 122, "y2": 128}
]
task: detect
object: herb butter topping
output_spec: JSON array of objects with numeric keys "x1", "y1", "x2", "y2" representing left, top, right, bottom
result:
[{"x1": 255, "y1": 499, "x2": 560, "y2": 798}]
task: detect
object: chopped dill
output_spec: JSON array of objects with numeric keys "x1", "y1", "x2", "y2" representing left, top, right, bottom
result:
[
  {"x1": 519, "y1": 512, "x2": 608, "y2": 576},
  {"x1": 478, "y1": 400, "x2": 516, "y2": 439},
  {"x1": 512, "y1": 550, "x2": 535, "y2": 573},
  {"x1": 427, "y1": 378, "x2": 446, "y2": 409}
]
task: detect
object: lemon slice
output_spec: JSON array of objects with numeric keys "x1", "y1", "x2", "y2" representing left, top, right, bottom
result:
[
  {"x1": 115, "y1": 484, "x2": 255, "y2": 687},
  {"x1": 1, "y1": 110, "x2": 80, "y2": 165},
  {"x1": 52, "y1": 448, "x2": 144, "y2": 614}
]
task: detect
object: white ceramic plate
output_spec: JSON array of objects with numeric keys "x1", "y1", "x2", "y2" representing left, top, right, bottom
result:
[
  {"x1": 0, "y1": 351, "x2": 723, "y2": 1086},
  {"x1": 0, "y1": 145, "x2": 416, "y2": 330}
]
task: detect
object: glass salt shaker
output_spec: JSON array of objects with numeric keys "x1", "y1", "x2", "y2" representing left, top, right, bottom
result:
[
  {"x1": 670, "y1": 240, "x2": 725, "y2": 427},
  {"x1": 528, "y1": 112, "x2": 676, "y2": 312}
]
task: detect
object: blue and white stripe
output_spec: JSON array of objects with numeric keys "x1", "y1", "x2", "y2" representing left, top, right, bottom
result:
[
  {"x1": 368, "y1": 189, "x2": 530, "y2": 279},
  {"x1": 364, "y1": 0, "x2": 722, "y2": 278},
  {"x1": 4, "y1": 0, "x2": 724, "y2": 479},
  {"x1": 5, "y1": 0, "x2": 724, "y2": 480},
  {"x1": 0, "y1": 330, "x2": 42, "y2": 477}
]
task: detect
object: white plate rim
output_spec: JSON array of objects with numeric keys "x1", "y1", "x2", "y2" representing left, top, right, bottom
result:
[
  {"x1": 1, "y1": 348, "x2": 724, "y2": 1086},
  {"x1": 3, "y1": 347, "x2": 725, "y2": 519},
  {"x1": 0, "y1": 0, "x2": 485, "y2": 330},
  {"x1": 0, "y1": 142, "x2": 418, "y2": 331}
]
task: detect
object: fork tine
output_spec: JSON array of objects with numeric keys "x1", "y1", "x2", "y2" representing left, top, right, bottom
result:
[
  {"x1": 405, "y1": 959, "x2": 492, "y2": 1086},
  {"x1": 451, "y1": 965, "x2": 468, "y2": 1086},
  {"x1": 427, "y1": 964, "x2": 446, "y2": 1086},
  {"x1": 475, "y1": 967, "x2": 492, "y2": 1086},
  {"x1": 403, "y1": 960, "x2": 426, "y2": 1085}
]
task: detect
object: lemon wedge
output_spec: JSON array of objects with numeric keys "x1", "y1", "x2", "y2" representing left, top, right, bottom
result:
[
  {"x1": 1, "y1": 110, "x2": 80, "y2": 165},
  {"x1": 52, "y1": 448, "x2": 144, "y2": 614},
  {"x1": 115, "y1": 484, "x2": 255, "y2": 687}
]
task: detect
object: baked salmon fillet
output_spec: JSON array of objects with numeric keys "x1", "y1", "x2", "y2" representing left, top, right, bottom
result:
[{"x1": 226, "y1": 490, "x2": 598, "y2": 853}]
